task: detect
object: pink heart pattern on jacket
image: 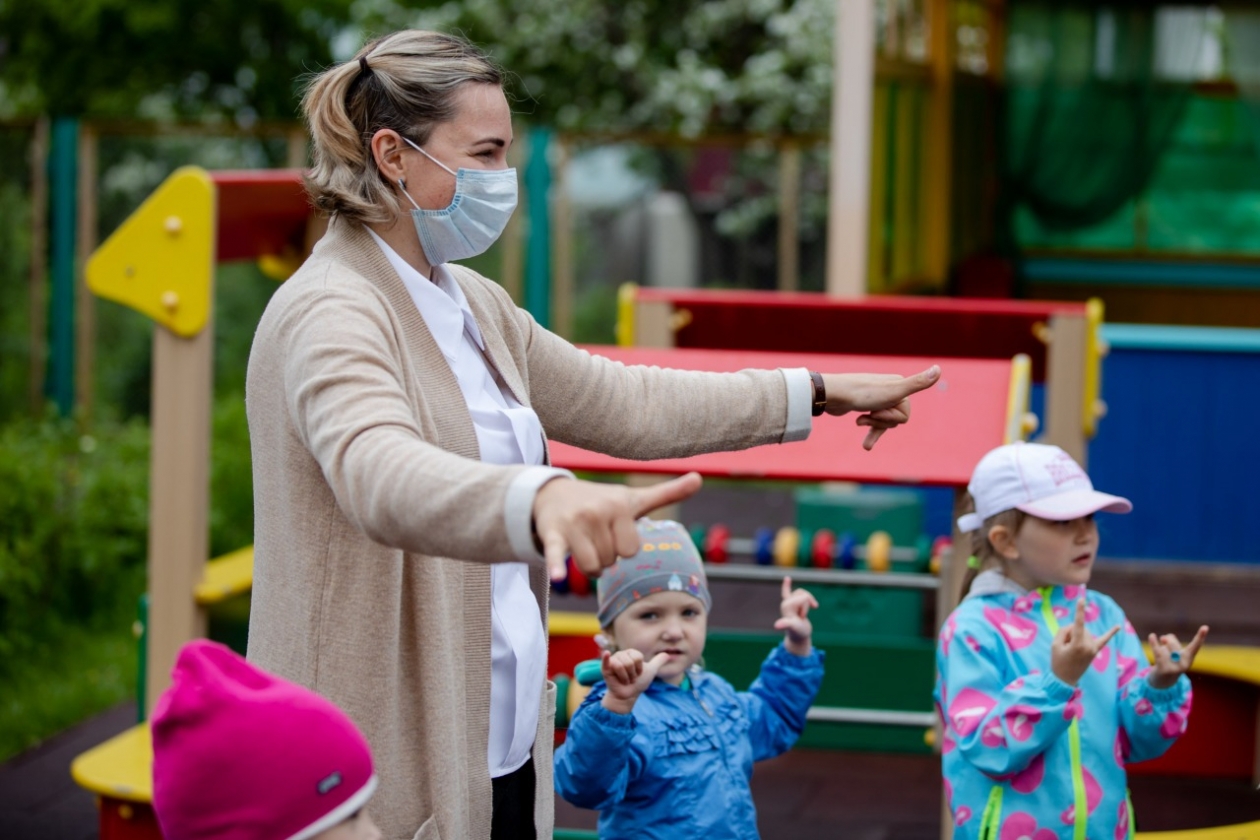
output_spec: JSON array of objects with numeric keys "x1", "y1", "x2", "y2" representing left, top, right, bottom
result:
[
  {"x1": 1001, "y1": 811, "x2": 1057, "y2": 840},
  {"x1": 984, "y1": 607, "x2": 1039, "y2": 650},
  {"x1": 1058, "y1": 767, "x2": 1103, "y2": 824},
  {"x1": 993, "y1": 752, "x2": 1045, "y2": 794},
  {"x1": 1160, "y1": 701, "x2": 1191, "y2": 739},
  {"x1": 1116, "y1": 653, "x2": 1140, "y2": 687},
  {"x1": 1116, "y1": 800, "x2": 1131, "y2": 840},
  {"x1": 949, "y1": 688, "x2": 996, "y2": 738},
  {"x1": 1004, "y1": 705, "x2": 1042, "y2": 742}
]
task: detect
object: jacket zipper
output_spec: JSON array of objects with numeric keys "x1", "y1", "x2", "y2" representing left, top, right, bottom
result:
[
  {"x1": 979, "y1": 786, "x2": 1003, "y2": 840},
  {"x1": 1040, "y1": 588, "x2": 1088, "y2": 840}
]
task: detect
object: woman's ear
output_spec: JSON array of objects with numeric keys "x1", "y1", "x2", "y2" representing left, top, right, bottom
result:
[
  {"x1": 987, "y1": 524, "x2": 1020, "y2": 561},
  {"x1": 369, "y1": 128, "x2": 410, "y2": 183}
]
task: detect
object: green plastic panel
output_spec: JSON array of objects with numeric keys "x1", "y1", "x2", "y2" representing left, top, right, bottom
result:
[
  {"x1": 703, "y1": 630, "x2": 936, "y2": 754},
  {"x1": 795, "y1": 487, "x2": 923, "y2": 546}
]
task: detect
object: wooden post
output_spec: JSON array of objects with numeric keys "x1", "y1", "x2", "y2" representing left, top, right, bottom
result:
[
  {"x1": 935, "y1": 486, "x2": 971, "y2": 840},
  {"x1": 1043, "y1": 313, "x2": 1089, "y2": 466},
  {"x1": 633, "y1": 299, "x2": 676, "y2": 348},
  {"x1": 28, "y1": 117, "x2": 50, "y2": 416},
  {"x1": 75, "y1": 124, "x2": 99, "y2": 421},
  {"x1": 285, "y1": 127, "x2": 308, "y2": 169},
  {"x1": 825, "y1": 0, "x2": 877, "y2": 298},
  {"x1": 551, "y1": 137, "x2": 574, "y2": 338},
  {"x1": 777, "y1": 141, "x2": 801, "y2": 292},
  {"x1": 890, "y1": 85, "x2": 919, "y2": 283},
  {"x1": 922, "y1": 0, "x2": 955, "y2": 289},
  {"x1": 867, "y1": 84, "x2": 890, "y2": 291},
  {"x1": 146, "y1": 322, "x2": 214, "y2": 712}
]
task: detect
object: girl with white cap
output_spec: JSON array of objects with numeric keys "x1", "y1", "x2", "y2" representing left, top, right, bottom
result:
[{"x1": 936, "y1": 442, "x2": 1208, "y2": 840}]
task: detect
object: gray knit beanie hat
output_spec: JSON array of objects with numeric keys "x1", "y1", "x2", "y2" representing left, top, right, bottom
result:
[{"x1": 596, "y1": 519, "x2": 711, "y2": 627}]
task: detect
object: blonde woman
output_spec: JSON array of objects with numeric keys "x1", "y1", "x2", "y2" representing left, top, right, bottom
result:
[{"x1": 245, "y1": 29, "x2": 939, "y2": 840}]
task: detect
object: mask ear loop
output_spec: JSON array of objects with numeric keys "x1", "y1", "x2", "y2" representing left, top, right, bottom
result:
[{"x1": 397, "y1": 177, "x2": 422, "y2": 211}]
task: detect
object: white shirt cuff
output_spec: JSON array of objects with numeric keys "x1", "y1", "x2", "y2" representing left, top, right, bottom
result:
[
  {"x1": 780, "y1": 367, "x2": 813, "y2": 443},
  {"x1": 505, "y1": 467, "x2": 576, "y2": 563}
]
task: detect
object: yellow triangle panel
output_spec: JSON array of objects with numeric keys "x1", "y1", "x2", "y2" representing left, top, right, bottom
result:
[{"x1": 87, "y1": 166, "x2": 215, "y2": 337}]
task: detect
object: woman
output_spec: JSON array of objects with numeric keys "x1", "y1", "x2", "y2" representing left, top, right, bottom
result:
[{"x1": 245, "y1": 29, "x2": 939, "y2": 840}]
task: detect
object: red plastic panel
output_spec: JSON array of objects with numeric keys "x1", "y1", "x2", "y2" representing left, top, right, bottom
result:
[
  {"x1": 211, "y1": 170, "x2": 310, "y2": 263},
  {"x1": 634, "y1": 287, "x2": 1087, "y2": 381},
  {"x1": 99, "y1": 797, "x2": 163, "y2": 840},
  {"x1": 1127, "y1": 673, "x2": 1257, "y2": 780},
  {"x1": 548, "y1": 633, "x2": 601, "y2": 681},
  {"x1": 547, "y1": 346, "x2": 1013, "y2": 487}
]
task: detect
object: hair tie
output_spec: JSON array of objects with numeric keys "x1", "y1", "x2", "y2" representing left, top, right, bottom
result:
[
  {"x1": 967, "y1": 555, "x2": 981, "y2": 570},
  {"x1": 358, "y1": 55, "x2": 370, "y2": 74}
]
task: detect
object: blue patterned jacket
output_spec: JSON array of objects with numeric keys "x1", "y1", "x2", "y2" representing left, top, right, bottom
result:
[{"x1": 936, "y1": 574, "x2": 1192, "y2": 840}]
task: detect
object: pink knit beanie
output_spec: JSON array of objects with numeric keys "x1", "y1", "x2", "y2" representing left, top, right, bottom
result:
[{"x1": 151, "y1": 640, "x2": 377, "y2": 840}]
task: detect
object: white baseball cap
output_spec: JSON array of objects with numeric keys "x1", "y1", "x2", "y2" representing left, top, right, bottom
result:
[{"x1": 957, "y1": 442, "x2": 1132, "y2": 533}]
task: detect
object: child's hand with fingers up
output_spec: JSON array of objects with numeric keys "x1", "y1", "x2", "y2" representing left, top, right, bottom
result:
[
  {"x1": 1147, "y1": 625, "x2": 1209, "y2": 689},
  {"x1": 773, "y1": 576, "x2": 820, "y2": 657},
  {"x1": 600, "y1": 649, "x2": 669, "y2": 715},
  {"x1": 1052, "y1": 599, "x2": 1121, "y2": 686}
]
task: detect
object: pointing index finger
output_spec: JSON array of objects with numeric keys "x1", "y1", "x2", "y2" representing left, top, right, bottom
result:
[{"x1": 1097, "y1": 625, "x2": 1120, "y2": 648}]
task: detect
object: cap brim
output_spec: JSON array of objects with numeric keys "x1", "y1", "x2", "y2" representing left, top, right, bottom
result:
[
  {"x1": 1017, "y1": 489, "x2": 1132, "y2": 521},
  {"x1": 957, "y1": 512, "x2": 984, "y2": 533}
]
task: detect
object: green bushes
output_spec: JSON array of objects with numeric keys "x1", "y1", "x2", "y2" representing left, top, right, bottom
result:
[
  {"x1": 0, "y1": 390, "x2": 255, "y2": 664},
  {"x1": 0, "y1": 414, "x2": 149, "y2": 662}
]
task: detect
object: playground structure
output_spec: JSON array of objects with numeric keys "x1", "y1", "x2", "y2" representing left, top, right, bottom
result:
[
  {"x1": 615, "y1": 284, "x2": 1103, "y2": 463},
  {"x1": 64, "y1": 158, "x2": 1260, "y2": 840}
]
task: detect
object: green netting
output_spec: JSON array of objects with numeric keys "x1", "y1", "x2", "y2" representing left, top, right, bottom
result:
[
  {"x1": 1008, "y1": 4, "x2": 1260, "y2": 257},
  {"x1": 1003, "y1": 3, "x2": 1200, "y2": 238}
]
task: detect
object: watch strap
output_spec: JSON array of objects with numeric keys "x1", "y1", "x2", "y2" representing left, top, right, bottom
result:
[{"x1": 809, "y1": 371, "x2": 826, "y2": 417}]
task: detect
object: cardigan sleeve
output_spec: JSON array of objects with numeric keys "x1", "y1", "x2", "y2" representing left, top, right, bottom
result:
[
  {"x1": 513, "y1": 307, "x2": 804, "y2": 460},
  {"x1": 270, "y1": 276, "x2": 552, "y2": 564}
]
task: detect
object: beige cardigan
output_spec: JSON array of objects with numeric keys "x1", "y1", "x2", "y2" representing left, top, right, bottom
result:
[{"x1": 245, "y1": 218, "x2": 795, "y2": 840}]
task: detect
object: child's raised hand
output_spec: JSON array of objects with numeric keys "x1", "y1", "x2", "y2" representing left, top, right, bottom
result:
[
  {"x1": 1051, "y1": 598, "x2": 1120, "y2": 686},
  {"x1": 600, "y1": 649, "x2": 668, "y2": 715},
  {"x1": 773, "y1": 576, "x2": 819, "y2": 657},
  {"x1": 1147, "y1": 625, "x2": 1209, "y2": 690}
]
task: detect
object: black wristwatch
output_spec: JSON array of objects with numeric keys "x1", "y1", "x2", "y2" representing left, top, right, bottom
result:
[{"x1": 809, "y1": 371, "x2": 826, "y2": 417}]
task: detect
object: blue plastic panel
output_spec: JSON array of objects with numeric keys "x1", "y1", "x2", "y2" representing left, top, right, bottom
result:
[{"x1": 1087, "y1": 325, "x2": 1260, "y2": 563}]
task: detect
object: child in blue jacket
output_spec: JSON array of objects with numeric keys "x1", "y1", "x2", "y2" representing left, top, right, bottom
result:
[
  {"x1": 938, "y1": 443, "x2": 1209, "y2": 840},
  {"x1": 554, "y1": 518, "x2": 824, "y2": 839}
]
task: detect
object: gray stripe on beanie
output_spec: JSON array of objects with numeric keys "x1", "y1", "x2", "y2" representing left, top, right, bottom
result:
[{"x1": 596, "y1": 519, "x2": 711, "y2": 627}]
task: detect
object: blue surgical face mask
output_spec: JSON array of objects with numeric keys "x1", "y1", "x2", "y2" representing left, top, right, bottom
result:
[{"x1": 398, "y1": 136, "x2": 518, "y2": 267}]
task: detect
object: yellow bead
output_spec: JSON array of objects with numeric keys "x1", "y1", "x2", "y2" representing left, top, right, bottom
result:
[
  {"x1": 866, "y1": 531, "x2": 892, "y2": 573},
  {"x1": 773, "y1": 527, "x2": 800, "y2": 567}
]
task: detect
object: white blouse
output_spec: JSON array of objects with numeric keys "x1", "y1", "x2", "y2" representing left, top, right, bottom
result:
[{"x1": 368, "y1": 230, "x2": 564, "y2": 778}]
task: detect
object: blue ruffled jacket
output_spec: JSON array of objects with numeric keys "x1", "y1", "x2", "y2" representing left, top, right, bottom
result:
[
  {"x1": 936, "y1": 575, "x2": 1192, "y2": 840},
  {"x1": 554, "y1": 644, "x2": 824, "y2": 839}
]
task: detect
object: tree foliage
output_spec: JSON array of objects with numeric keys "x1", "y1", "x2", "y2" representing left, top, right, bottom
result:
[
  {"x1": 350, "y1": 0, "x2": 835, "y2": 137},
  {"x1": 0, "y1": 0, "x2": 836, "y2": 136},
  {"x1": 0, "y1": 0, "x2": 353, "y2": 121}
]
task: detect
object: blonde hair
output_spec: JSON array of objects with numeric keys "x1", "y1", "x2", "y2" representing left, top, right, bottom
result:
[
  {"x1": 957, "y1": 492, "x2": 1027, "y2": 600},
  {"x1": 301, "y1": 30, "x2": 504, "y2": 225}
]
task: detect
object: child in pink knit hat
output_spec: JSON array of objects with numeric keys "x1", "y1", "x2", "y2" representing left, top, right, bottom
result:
[{"x1": 151, "y1": 639, "x2": 380, "y2": 840}]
